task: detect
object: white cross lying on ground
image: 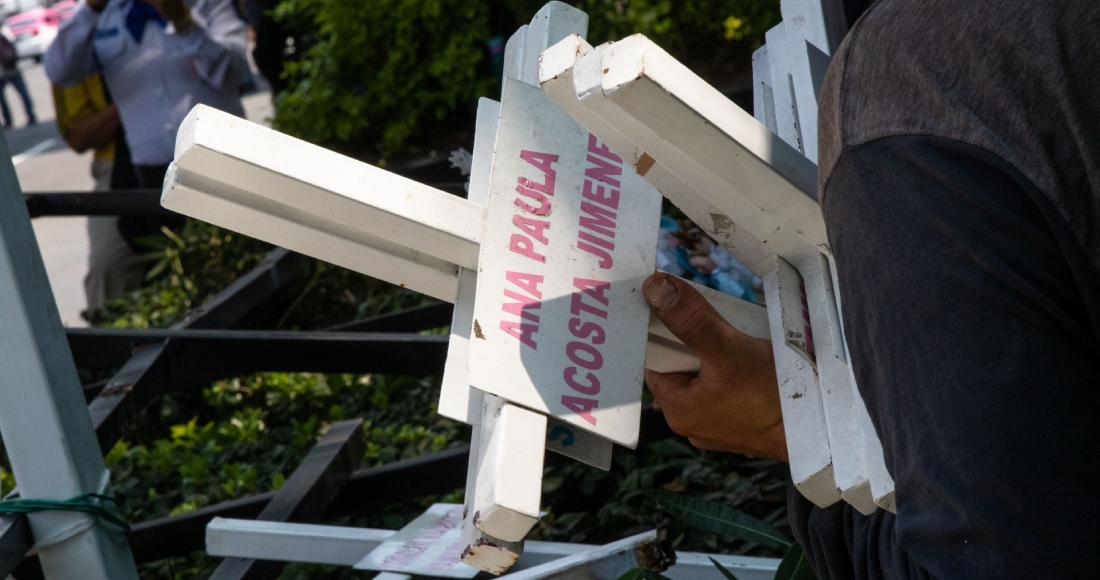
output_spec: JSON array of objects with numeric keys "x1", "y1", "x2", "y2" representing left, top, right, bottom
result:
[{"x1": 162, "y1": 1, "x2": 894, "y2": 576}]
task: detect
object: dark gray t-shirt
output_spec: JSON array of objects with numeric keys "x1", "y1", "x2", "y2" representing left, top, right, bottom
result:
[{"x1": 790, "y1": 1, "x2": 1100, "y2": 577}]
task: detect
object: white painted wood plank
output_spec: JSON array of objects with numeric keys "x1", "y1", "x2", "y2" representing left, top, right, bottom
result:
[
  {"x1": 540, "y1": 35, "x2": 775, "y2": 278},
  {"x1": 779, "y1": 0, "x2": 841, "y2": 163},
  {"x1": 206, "y1": 518, "x2": 395, "y2": 565},
  {"x1": 483, "y1": 15, "x2": 620, "y2": 472},
  {"x1": 502, "y1": 530, "x2": 657, "y2": 580},
  {"x1": 594, "y1": 36, "x2": 827, "y2": 265},
  {"x1": 0, "y1": 132, "x2": 139, "y2": 578},
  {"x1": 171, "y1": 105, "x2": 484, "y2": 270},
  {"x1": 762, "y1": 24, "x2": 803, "y2": 153},
  {"x1": 355, "y1": 504, "x2": 478, "y2": 577},
  {"x1": 521, "y1": 1, "x2": 588, "y2": 86},
  {"x1": 852, "y1": 378, "x2": 896, "y2": 512},
  {"x1": 460, "y1": 399, "x2": 525, "y2": 574},
  {"x1": 765, "y1": 258, "x2": 839, "y2": 507},
  {"x1": 823, "y1": 251, "x2": 893, "y2": 513},
  {"x1": 504, "y1": 25, "x2": 529, "y2": 81},
  {"x1": 473, "y1": 402, "x2": 547, "y2": 542},
  {"x1": 162, "y1": 165, "x2": 461, "y2": 301},
  {"x1": 439, "y1": 97, "x2": 500, "y2": 424},
  {"x1": 467, "y1": 76, "x2": 660, "y2": 448},
  {"x1": 599, "y1": 32, "x2": 818, "y2": 202},
  {"x1": 800, "y1": 255, "x2": 874, "y2": 514},
  {"x1": 780, "y1": 0, "x2": 848, "y2": 55},
  {"x1": 517, "y1": 14, "x2": 633, "y2": 464},
  {"x1": 544, "y1": 419, "x2": 613, "y2": 470},
  {"x1": 781, "y1": 37, "x2": 819, "y2": 161},
  {"x1": 805, "y1": 40, "x2": 833, "y2": 114},
  {"x1": 751, "y1": 46, "x2": 779, "y2": 135},
  {"x1": 441, "y1": 267, "x2": 486, "y2": 420}
]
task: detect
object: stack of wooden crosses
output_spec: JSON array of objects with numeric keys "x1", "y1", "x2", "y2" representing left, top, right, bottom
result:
[{"x1": 161, "y1": 1, "x2": 893, "y2": 576}]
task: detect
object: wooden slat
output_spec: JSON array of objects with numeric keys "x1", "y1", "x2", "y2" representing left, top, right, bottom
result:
[
  {"x1": 764, "y1": 258, "x2": 839, "y2": 507},
  {"x1": 592, "y1": 35, "x2": 825, "y2": 264},
  {"x1": 162, "y1": 106, "x2": 485, "y2": 301}
]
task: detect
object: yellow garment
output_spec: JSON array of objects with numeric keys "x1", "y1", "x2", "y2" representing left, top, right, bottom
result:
[{"x1": 51, "y1": 75, "x2": 115, "y2": 163}]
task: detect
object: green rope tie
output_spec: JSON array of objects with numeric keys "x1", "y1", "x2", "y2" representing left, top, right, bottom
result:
[{"x1": 0, "y1": 493, "x2": 131, "y2": 533}]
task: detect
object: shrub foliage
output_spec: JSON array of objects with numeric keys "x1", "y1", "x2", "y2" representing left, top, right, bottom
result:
[{"x1": 272, "y1": 0, "x2": 778, "y2": 157}]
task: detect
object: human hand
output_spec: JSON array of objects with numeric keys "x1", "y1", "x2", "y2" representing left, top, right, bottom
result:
[
  {"x1": 145, "y1": 0, "x2": 192, "y2": 31},
  {"x1": 643, "y1": 273, "x2": 787, "y2": 462}
]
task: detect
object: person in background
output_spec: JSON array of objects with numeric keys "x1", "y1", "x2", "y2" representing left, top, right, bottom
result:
[
  {"x1": 0, "y1": 26, "x2": 35, "y2": 127},
  {"x1": 643, "y1": 0, "x2": 1100, "y2": 577},
  {"x1": 44, "y1": 0, "x2": 248, "y2": 246},
  {"x1": 52, "y1": 73, "x2": 144, "y2": 308},
  {"x1": 244, "y1": 0, "x2": 290, "y2": 95}
]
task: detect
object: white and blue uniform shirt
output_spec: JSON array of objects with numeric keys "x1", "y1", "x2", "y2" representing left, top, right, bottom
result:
[{"x1": 45, "y1": 0, "x2": 247, "y2": 166}]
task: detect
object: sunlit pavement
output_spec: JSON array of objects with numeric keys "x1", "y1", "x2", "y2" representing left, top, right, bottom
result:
[{"x1": 5, "y1": 59, "x2": 273, "y2": 327}]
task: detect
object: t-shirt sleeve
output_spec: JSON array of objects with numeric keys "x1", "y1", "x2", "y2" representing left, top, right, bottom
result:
[{"x1": 791, "y1": 134, "x2": 1100, "y2": 579}]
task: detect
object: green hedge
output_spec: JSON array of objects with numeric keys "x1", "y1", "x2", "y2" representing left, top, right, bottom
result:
[
  {"x1": 272, "y1": 0, "x2": 496, "y2": 157},
  {"x1": 272, "y1": 0, "x2": 778, "y2": 158}
]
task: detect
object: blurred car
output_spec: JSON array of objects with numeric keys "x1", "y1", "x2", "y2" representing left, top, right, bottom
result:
[
  {"x1": 5, "y1": 7, "x2": 59, "y2": 62},
  {"x1": 0, "y1": 0, "x2": 43, "y2": 20}
]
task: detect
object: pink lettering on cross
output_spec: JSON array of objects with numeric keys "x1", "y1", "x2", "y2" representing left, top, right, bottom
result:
[{"x1": 561, "y1": 395, "x2": 598, "y2": 425}]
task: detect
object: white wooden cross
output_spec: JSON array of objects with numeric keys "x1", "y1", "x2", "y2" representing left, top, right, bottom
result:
[{"x1": 163, "y1": 1, "x2": 896, "y2": 575}]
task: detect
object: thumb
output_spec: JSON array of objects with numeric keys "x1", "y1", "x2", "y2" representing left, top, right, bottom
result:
[{"x1": 643, "y1": 273, "x2": 740, "y2": 363}]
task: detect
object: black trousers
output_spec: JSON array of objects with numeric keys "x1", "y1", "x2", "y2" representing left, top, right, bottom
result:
[{"x1": 118, "y1": 163, "x2": 185, "y2": 252}]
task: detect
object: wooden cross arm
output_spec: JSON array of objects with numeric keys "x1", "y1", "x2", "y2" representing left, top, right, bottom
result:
[
  {"x1": 161, "y1": 105, "x2": 771, "y2": 378},
  {"x1": 163, "y1": 164, "x2": 462, "y2": 302},
  {"x1": 164, "y1": 105, "x2": 485, "y2": 301},
  {"x1": 544, "y1": 34, "x2": 827, "y2": 268},
  {"x1": 539, "y1": 34, "x2": 777, "y2": 278}
]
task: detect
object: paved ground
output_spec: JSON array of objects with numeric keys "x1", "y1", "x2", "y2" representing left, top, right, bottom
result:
[{"x1": 5, "y1": 60, "x2": 273, "y2": 326}]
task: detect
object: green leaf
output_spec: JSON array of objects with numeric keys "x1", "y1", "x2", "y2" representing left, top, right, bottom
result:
[
  {"x1": 774, "y1": 543, "x2": 816, "y2": 580},
  {"x1": 616, "y1": 568, "x2": 674, "y2": 580},
  {"x1": 710, "y1": 557, "x2": 741, "y2": 580},
  {"x1": 648, "y1": 490, "x2": 792, "y2": 550}
]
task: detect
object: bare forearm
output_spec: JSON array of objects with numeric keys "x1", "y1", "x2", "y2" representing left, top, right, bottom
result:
[{"x1": 64, "y1": 104, "x2": 120, "y2": 152}]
